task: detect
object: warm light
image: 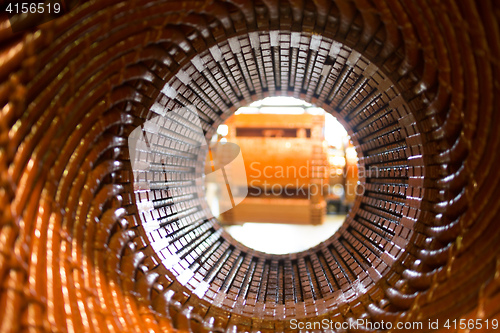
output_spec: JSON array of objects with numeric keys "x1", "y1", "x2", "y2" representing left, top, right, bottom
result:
[
  {"x1": 329, "y1": 156, "x2": 346, "y2": 167},
  {"x1": 260, "y1": 107, "x2": 305, "y2": 114},
  {"x1": 345, "y1": 147, "x2": 358, "y2": 162},
  {"x1": 235, "y1": 107, "x2": 256, "y2": 114},
  {"x1": 324, "y1": 113, "x2": 348, "y2": 148},
  {"x1": 250, "y1": 96, "x2": 311, "y2": 107},
  {"x1": 217, "y1": 124, "x2": 229, "y2": 136}
]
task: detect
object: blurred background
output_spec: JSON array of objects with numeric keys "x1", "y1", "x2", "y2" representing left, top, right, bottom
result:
[{"x1": 205, "y1": 96, "x2": 359, "y2": 253}]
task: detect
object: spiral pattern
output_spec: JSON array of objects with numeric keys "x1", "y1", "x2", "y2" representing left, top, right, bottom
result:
[{"x1": 0, "y1": 0, "x2": 499, "y2": 332}]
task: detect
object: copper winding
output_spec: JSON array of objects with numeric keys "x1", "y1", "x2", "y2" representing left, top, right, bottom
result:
[{"x1": 0, "y1": 0, "x2": 499, "y2": 332}]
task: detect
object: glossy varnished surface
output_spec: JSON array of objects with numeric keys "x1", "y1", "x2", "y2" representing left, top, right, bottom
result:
[{"x1": 0, "y1": 1, "x2": 499, "y2": 332}]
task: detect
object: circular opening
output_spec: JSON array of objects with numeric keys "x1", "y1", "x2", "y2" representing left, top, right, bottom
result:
[
  {"x1": 127, "y1": 30, "x2": 425, "y2": 320},
  {"x1": 204, "y1": 97, "x2": 359, "y2": 254}
]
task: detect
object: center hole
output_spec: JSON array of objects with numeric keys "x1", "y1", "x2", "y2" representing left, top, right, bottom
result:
[{"x1": 205, "y1": 97, "x2": 358, "y2": 254}]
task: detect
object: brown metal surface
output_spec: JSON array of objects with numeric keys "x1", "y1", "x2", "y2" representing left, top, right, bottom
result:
[
  {"x1": 0, "y1": 0, "x2": 499, "y2": 332},
  {"x1": 218, "y1": 112, "x2": 328, "y2": 225}
]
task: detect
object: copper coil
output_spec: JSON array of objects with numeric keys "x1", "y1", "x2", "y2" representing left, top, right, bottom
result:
[{"x1": 0, "y1": 0, "x2": 499, "y2": 332}]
